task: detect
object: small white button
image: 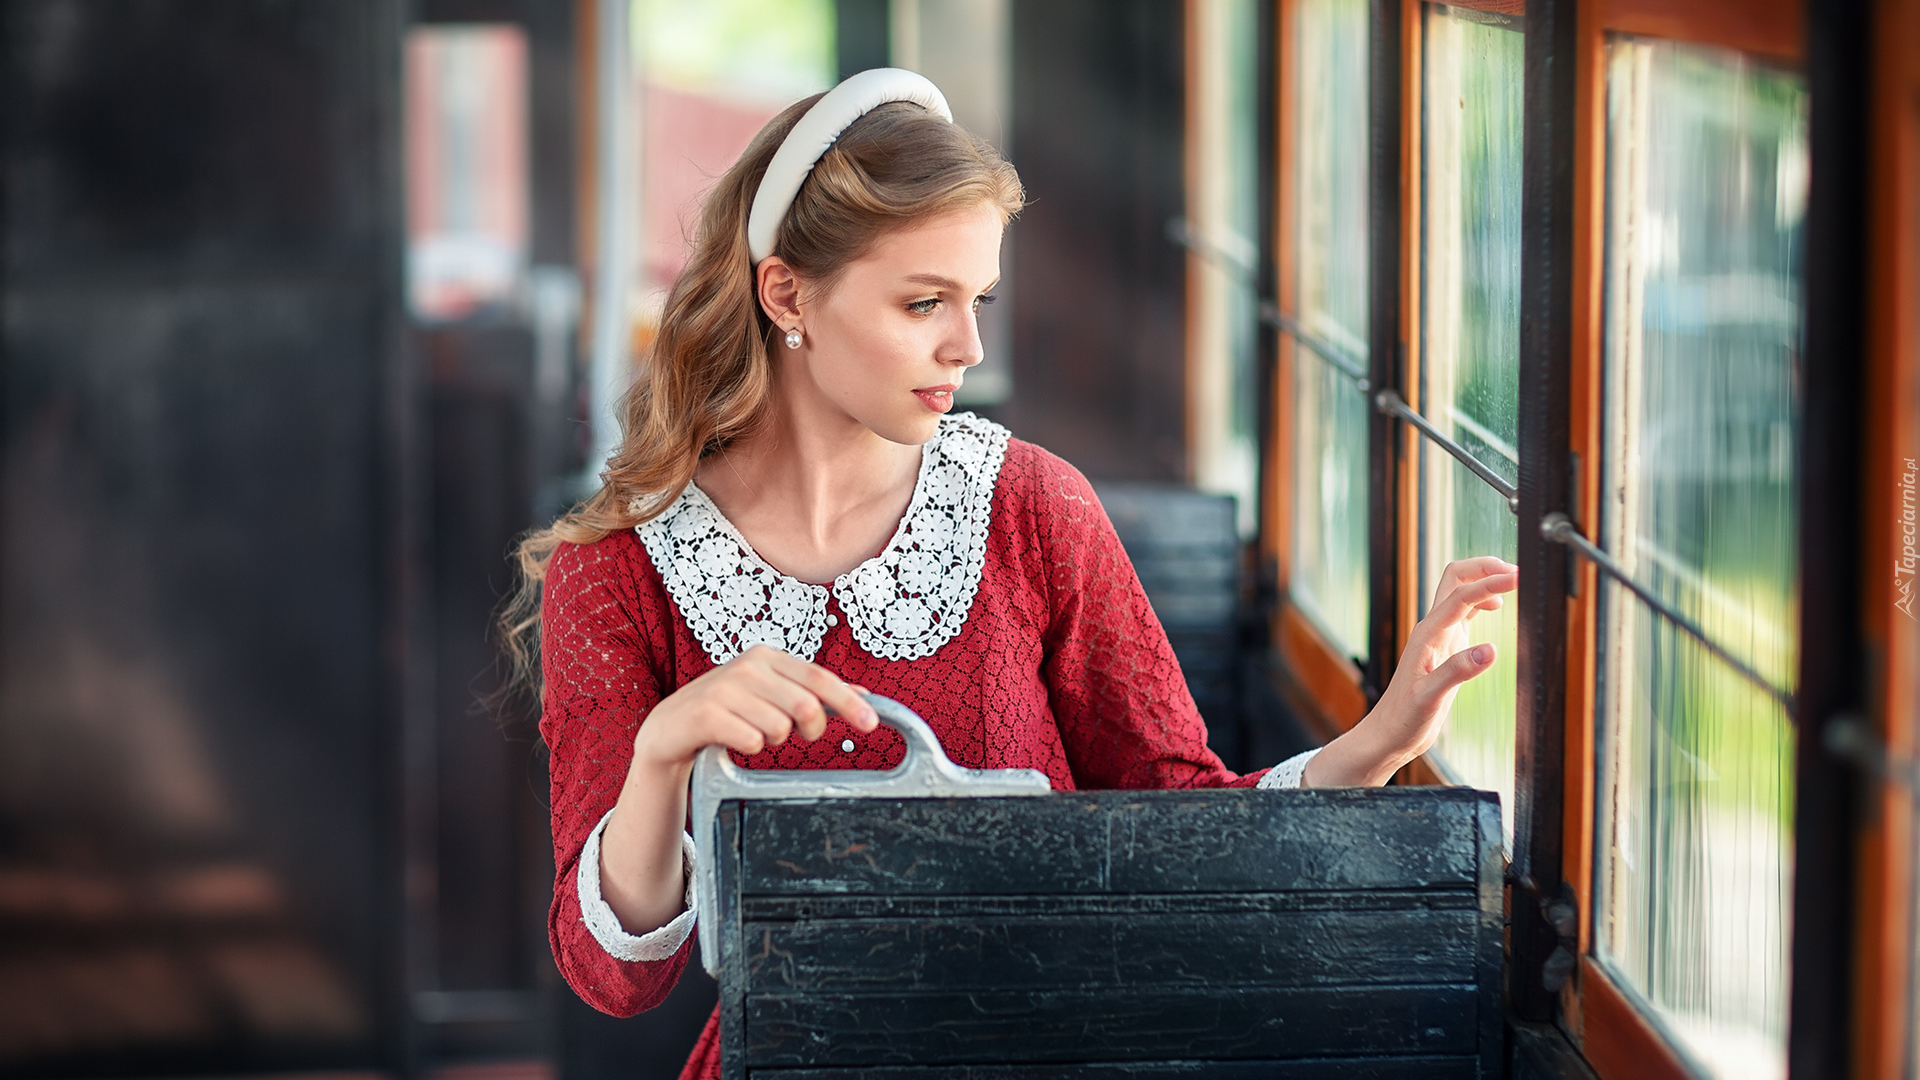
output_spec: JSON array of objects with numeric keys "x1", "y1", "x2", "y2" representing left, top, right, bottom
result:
[
  {"x1": 826, "y1": 614, "x2": 838, "y2": 627},
  {"x1": 840, "y1": 739, "x2": 855, "y2": 753}
]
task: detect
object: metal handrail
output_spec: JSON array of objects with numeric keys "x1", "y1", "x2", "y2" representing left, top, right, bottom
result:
[
  {"x1": 1375, "y1": 389, "x2": 1520, "y2": 514},
  {"x1": 1170, "y1": 216, "x2": 1801, "y2": 715},
  {"x1": 1259, "y1": 303, "x2": 1372, "y2": 389},
  {"x1": 1170, "y1": 221, "x2": 1515, "y2": 505},
  {"x1": 1540, "y1": 513, "x2": 1796, "y2": 711},
  {"x1": 1167, "y1": 217, "x2": 1373, "y2": 389}
]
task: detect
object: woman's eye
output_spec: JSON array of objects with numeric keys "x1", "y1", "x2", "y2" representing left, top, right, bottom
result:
[
  {"x1": 906, "y1": 298, "x2": 940, "y2": 315},
  {"x1": 972, "y1": 293, "x2": 998, "y2": 312}
]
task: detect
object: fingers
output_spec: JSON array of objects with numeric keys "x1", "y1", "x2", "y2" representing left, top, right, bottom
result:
[
  {"x1": 712, "y1": 712, "x2": 778, "y2": 757},
  {"x1": 734, "y1": 661, "x2": 831, "y2": 742},
  {"x1": 1418, "y1": 641, "x2": 1497, "y2": 709},
  {"x1": 1433, "y1": 556, "x2": 1519, "y2": 606},
  {"x1": 1431, "y1": 571, "x2": 1519, "y2": 627},
  {"x1": 645, "y1": 647, "x2": 882, "y2": 768},
  {"x1": 755, "y1": 647, "x2": 879, "y2": 732}
]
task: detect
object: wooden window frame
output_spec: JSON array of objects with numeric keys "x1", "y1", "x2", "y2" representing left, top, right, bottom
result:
[
  {"x1": 1558, "y1": 3, "x2": 1813, "y2": 1078},
  {"x1": 1851, "y1": 0, "x2": 1920, "y2": 1076},
  {"x1": 1262, "y1": 0, "x2": 1918, "y2": 1071},
  {"x1": 1267, "y1": 0, "x2": 1376, "y2": 743},
  {"x1": 1265, "y1": 0, "x2": 1919, "y2": 1075}
]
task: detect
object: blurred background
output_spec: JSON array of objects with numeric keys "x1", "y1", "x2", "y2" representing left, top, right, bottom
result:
[
  {"x1": 11, "y1": 0, "x2": 1901, "y2": 1078},
  {"x1": 2, "y1": 1, "x2": 1302, "y2": 1077}
]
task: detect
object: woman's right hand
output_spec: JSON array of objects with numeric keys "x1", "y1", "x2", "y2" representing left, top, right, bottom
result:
[
  {"x1": 1303, "y1": 556, "x2": 1517, "y2": 788},
  {"x1": 631, "y1": 644, "x2": 879, "y2": 773},
  {"x1": 599, "y1": 646, "x2": 878, "y2": 938}
]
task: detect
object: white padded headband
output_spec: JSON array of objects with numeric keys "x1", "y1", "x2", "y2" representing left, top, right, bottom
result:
[{"x1": 746, "y1": 68, "x2": 954, "y2": 264}]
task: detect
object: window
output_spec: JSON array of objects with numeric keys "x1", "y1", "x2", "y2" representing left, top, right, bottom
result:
[
  {"x1": 890, "y1": 0, "x2": 1016, "y2": 404},
  {"x1": 1188, "y1": 0, "x2": 1263, "y2": 537},
  {"x1": 405, "y1": 25, "x2": 529, "y2": 322},
  {"x1": 1592, "y1": 38, "x2": 1805, "y2": 1080},
  {"x1": 1417, "y1": 4, "x2": 1524, "y2": 824},
  {"x1": 1286, "y1": 0, "x2": 1372, "y2": 659},
  {"x1": 634, "y1": 0, "x2": 837, "y2": 306},
  {"x1": 1257, "y1": 0, "x2": 1910, "y2": 1072},
  {"x1": 588, "y1": 0, "x2": 836, "y2": 471}
]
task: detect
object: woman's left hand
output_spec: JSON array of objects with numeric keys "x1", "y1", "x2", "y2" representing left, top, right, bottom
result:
[{"x1": 1303, "y1": 556, "x2": 1519, "y2": 787}]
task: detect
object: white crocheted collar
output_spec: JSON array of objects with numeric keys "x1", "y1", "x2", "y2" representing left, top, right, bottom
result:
[{"x1": 636, "y1": 413, "x2": 1011, "y2": 665}]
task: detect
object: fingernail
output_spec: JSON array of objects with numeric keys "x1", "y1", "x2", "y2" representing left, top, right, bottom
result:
[
  {"x1": 862, "y1": 708, "x2": 879, "y2": 727},
  {"x1": 1472, "y1": 644, "x2": 1493, "y2": 665}
]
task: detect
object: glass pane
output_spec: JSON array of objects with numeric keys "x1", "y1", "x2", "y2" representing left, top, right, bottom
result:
[
  {"x1": 1418, "y1": 4, "x2": 1523, "y2": 826},
  {"x1": 1594, "y1": 37, "x2": 1805, "y2": 1080},
  {"x1": 635, "y1": 0, "x2": 836, "y2": 293},
  {"x1": 892, "y1": 0, "x2": 1016, "y2": 404},
  {"x1": 405, "y1": 26, "x2": 529, "y2": 322},
  {"x1": 1288, "y1": 0, "x2": 1371, "y2": 659},
  {"x1": 1190, "y1": 0, "x2": 1263, "y2": 536}
]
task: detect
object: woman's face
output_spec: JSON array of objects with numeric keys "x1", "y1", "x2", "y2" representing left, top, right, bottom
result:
[{"x1": 776, "y1": 202, "x2": 1004, "y2": 446}]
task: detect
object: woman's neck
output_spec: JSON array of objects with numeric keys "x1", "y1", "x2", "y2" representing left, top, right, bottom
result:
[{"x1": 693, "y1": 384, "x2": 925, "y2": 585}]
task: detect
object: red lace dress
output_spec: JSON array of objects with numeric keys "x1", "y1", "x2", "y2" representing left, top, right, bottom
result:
[{"x1": 539, "y1": 414, "x2": 1317, "y2": 1080}]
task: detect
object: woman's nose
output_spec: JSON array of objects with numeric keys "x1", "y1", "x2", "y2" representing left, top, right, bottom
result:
[{"x1": 945, "y1": 310, "x2": 986, "y2": 367}]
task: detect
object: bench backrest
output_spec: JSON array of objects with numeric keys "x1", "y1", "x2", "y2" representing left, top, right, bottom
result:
[
  {"x1": 1094, "y1": 482, "x2": 1244, "y2": 751},
  {"x1": 710, "y1": 786, "x2": 1504, "y2": 1078}
]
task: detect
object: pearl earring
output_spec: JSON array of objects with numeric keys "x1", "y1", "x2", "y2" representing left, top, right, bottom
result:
[{"x1": 784, "y1": 327, "x2": 803, "y2": 350}]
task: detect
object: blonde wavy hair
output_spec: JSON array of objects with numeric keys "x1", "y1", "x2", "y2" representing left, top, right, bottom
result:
[{"x1": 498, "y1": 95, "x2": 1024, "y2": 695}]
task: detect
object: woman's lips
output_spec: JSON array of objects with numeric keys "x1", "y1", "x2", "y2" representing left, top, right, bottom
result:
[{"x1": 913, "y1": 388, "x2": 956, "y2": 413}]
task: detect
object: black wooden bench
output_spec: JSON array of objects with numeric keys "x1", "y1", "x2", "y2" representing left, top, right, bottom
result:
[
  {"x1": 693, "y1": 699, "x2": 1504, "y2": 1079},
  {"x1": 1093, "y1": 482, "x2": 1244, "y2": 759}
]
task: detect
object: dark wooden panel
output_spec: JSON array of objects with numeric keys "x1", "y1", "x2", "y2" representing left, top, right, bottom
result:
[
  {"x1": 996, "y1": 0, "x2": 1187, "y2": 482},
  {"x1": 1791, "y1": 0, "x2": 1873, "y2": 1074},
  {"x1": 1, "y1": 0, "x2": 404, "y2": 1073},
  {"x1": 743, "y1": 903, "x2": 1479, "y2": 993},
  {"x1": 720, "y1": 789, "x2": 1504, "y2": 1078},
  {"x1": 720, "y1": 801, "x2": 752, "y2": 1080},
  {"x1": 743, "y1": 984, "x2": 1479, "y2": 1067},
  {"x1": 430, "y1": 362, "x2": 535, "y2": 994},
  {"x1": 1106, "y1": 793, "x2": 1482, "y2": 893},
  {"x1": 742, "y1": 796, "x2": 1107, "y2": 896},
  {"x1": 742, "y1": 890, "x2": 1475, "y2": 921},
  {"x1": 4, "y1": 1, "x2": 386, "y2": 277},
  {"x1": 739, "y1": 790, "x2": 1488, "y2": 897},
  {"x1": 753, "y1": 1059, "x2": 1479, "y2": 1080},
  {"x1": 1095, "y1": 485, "x2": 1240, "y2": 628}
]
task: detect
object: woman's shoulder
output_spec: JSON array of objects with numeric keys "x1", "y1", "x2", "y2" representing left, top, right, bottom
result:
[
  {"x1": 550, "y1": 525, "x2": 646, "y2": 572},
  {"x1": 993, "y1": 436, "x2": 1104, "y2": 528},
  {"x1": 1000, "y1": 437, "x2": 1094, "y2": 492},
  {"x1": 545, "y1": 527, "x2": 658, "y2": 610}
]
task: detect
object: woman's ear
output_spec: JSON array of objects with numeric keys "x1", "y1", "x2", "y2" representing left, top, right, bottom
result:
[{"x1": 756, "y1": 257, "x2": 803, "y2": 329}]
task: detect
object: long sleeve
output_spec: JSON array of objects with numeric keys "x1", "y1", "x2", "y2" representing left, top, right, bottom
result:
[
  {"x1": 540, "y1": 535, "x2": 695, "y2": 1016},
  {"x1": 576, "y1": 812, "x2": 699, "y2": 961},
  {"x1": 1014, "y1": 449, "x2": 1270, "y2": 791}
]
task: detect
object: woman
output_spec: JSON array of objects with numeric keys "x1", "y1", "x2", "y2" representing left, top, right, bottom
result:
[{"x1": 502, "y1": 69, "x2": 1516, "y2": 1079}]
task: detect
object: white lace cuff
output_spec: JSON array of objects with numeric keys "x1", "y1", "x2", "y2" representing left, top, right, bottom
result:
[
  {"x1": 576, "y1": 808, "x2": 698, "y2": 962},
  {"x1": 1257, "y1": 748, "x2": 1322, "y2": 790}
]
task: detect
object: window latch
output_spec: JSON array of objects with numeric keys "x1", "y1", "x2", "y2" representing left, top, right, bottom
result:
[
  {"x1": 1510, "y1": 874, "x2": 1580, "y2": 994},
  {"x1": 1825, "y1": 715, "x2": 1920, "y2": 791}
]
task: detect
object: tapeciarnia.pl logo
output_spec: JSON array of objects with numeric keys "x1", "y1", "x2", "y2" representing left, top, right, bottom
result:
[{"x1": 1899, "y1": 457, "x2": 1917, "y2": 620}]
